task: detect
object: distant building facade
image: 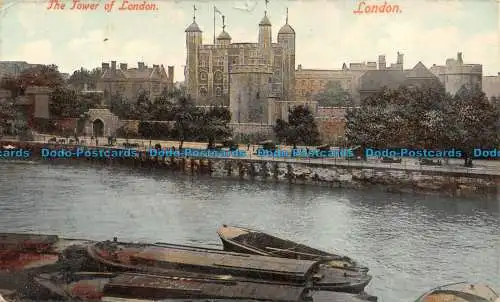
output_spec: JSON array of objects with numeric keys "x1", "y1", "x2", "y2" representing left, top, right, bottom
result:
[
  {"x1": 359, "y1": 62, "x2": 442, "y2": 101},
  {"x1": 430, "y1": 52, "x2": 482, "y2": 96},
  {"x1": 482, "y1": 73, "x2": 500, "y2": 99},
  {"x1": 295, "y1": 52, "x2": 406, "y2": 103},
  {"x1": 184, "y1": 9, "x2": 299, "y2": 125},
  {"x1": 0, "y1": 61, "x2": 43, "y2": 79},
  {"x1": 97, "y1": 61, "x2": 174, "y2": 103}
]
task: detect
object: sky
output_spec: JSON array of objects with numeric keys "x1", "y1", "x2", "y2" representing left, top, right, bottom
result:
[{"x1": 0, "y1": 0, "x2": 498, "y2": 82}]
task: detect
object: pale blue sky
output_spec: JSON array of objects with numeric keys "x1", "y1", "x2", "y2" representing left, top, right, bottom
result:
[{"x1": 0, "y1": 0, "x2": 498, "y2": 81}]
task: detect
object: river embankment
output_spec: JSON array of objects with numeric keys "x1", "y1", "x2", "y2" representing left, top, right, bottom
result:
[{"x1": 1, "y1": 140, "x2": 499, "y2": 198}]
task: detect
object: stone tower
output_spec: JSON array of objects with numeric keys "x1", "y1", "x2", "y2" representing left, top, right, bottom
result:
[
  {"x1": 258, "y1": 12, "x2": 272, "y2": 65},
  {"x1": 230, "y1": 65, "x2": 273, "y2": 124},
  {"x1": 277, "y1": 8, "x2": 296, "y2": 102},
  {"x1": 185, "y1": 7, "x2": 202, "y2": 99}
]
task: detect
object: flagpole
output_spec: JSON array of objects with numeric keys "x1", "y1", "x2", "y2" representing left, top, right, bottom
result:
[{"x1": 213, "y1": 6, "x2": 216, "y2": 44}]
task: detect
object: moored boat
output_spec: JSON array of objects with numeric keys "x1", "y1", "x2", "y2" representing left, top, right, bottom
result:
[
  {"x1": 15, "y1": 271, "x2": 375, "y2": 302},
  {"x1": 217, "y1": 225, "x2": 368, "y2": 272},
  {"x1": 87, "y1": 239, "x2": 372, "y2": 293},
  {"x1": 414, "y1": 282, "x2": 499, "y2": 302},
  {"x1": 0, "y1": 233, "x2": 94, "y2": 273}
]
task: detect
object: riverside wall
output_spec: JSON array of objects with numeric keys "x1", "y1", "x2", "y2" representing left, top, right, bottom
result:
[{"x1": 3, "y1": 141, "x2": 499, "y2": 198}]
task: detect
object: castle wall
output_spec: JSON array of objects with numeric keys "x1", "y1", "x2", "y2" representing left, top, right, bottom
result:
[
  {"x1": 229, "y1": 65, "x2": 273, "y2": 124},
  {"x1": 483, "y1": 74, "x2": 500, "y2": 99}
]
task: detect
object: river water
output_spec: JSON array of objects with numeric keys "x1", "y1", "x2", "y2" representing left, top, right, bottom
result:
[{"x1": 0, "y1": 161, "x2": 499, "y2": 301}]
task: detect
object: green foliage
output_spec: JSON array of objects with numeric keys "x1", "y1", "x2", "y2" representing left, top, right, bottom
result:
[
  {"x1": 67, "y1": 67, "x2": 102, "y2": 90},
  {"x1": 312, "y1": 81, "x2": 353, "y2": 107},
  {"x1": 273, "y1": 105, "x2": 321, "y2": 146},
  {"x1": 50, "y1": 87, "x2": 100, "y2": 118},
  {"x1": 345, "y1": 85, "x2": 500, "y2": 165}
]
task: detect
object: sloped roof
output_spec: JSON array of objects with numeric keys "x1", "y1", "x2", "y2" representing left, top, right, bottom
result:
[
  {"x1": 101, "y1": 66, "x2": 167, "y2": 80},
  {"x1": 359, "y1": 70, "x2": 406, "y2": 91},
  {"x1": 406, "y1": 61, "x2": 438, "y2": 79}
]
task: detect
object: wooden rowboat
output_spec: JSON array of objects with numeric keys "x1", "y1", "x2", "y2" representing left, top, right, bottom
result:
[
  {"x1": 26, "y1": 271, "x2": 376, "y2": 301},
  {"x1": 217, "y1": 225, "x2": 368, "y2": 272},
  {"x1": 414, "y1": 282, "x2": 499, "y2": 302},
  {"x1": 0, "y1": 233, "x2": 94, "y2": 273},
  {"x1": 87, "y1": 240, "x2": 372, "y2": 293}
]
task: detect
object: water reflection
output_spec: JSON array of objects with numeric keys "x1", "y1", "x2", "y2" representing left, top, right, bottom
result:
[{"x1": 0, "y1": 163, "x2": 498, "y2": 302}]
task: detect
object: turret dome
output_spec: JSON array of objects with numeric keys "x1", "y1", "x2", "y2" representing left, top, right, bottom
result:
[
  {"x1": 185, "y1": 21, "x2": 201, "y2": 32},
  {"x1": 259, "y1": 14, "x2": 271, "y2": 26},
  {"x1": 217, "y1": 30, "x2": 231, "y2": 40},
  {"x1": 278, "y1": 24, "x2": 294, "y2": 34}
]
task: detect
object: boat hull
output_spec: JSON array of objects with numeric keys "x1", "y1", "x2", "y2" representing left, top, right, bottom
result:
[{"x1": 217, "y1": 225, "x2": 369, "y2": 273}]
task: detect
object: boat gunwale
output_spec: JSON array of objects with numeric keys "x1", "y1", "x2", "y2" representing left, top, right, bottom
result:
[
  {"x1": 86, "y1": 243, "x2": 322, "y2": 287},
  {"x1": 217, "y1": 226, "x2": 364, "y2": 271}
]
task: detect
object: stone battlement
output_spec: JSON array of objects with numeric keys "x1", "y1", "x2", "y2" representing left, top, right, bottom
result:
[
  {"x1": 230, "y1": 64, "x2": 273, "y2": 74},
  {"x1": 200, "y1": 43, "x2": 259, "y2": 50},
  {"x1": 445, "y1": 64, "x2": 483, "y2": 74}
]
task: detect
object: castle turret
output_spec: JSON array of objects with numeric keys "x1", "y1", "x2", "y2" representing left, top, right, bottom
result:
[
  {"x1": 185, "y1": 5, "x2": 202, "y2": 98},
  {"x1": 258, "y1": 11, "x2": 272, "y2": 64},
  {"x1": 278, "y1": 8, "x2": 295, "y2": 102},
  {"x1": 216, "y1": 16, "x2": 232, "y2": 46}
]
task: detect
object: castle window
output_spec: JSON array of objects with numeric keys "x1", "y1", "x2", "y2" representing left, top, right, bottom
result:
[
  {"x1": 200, "y1": 72, "x2": 207, "y2": 80},
  {"x1": 200, "y1": 60, "x2": 207, "y2": 67},
  {"x1": 214, "y1": 71, "x2": 223, "y2": 82},
  {"x1": 216, "y1": 57, "x2": 224, "y2": 66},
  {"x1": 215, "y1": 87, "x2": 222, "y2": 97},
  {"x1": 200, "y1": 87, "x2": 207, "y2": 96}
]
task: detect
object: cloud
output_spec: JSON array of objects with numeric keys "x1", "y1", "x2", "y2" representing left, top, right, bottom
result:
[
  {"x1": 19, "y1": 40, "x2": 53, "y2": 63},
  {"x1": 0, "y1": 0, "x2": 498, "y2": 82}
]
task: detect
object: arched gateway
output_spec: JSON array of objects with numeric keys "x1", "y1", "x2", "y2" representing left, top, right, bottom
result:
[
  {"x1": 92, "y1": 119, "x2": 104, "y2": 137},
  {"x1": 82, "y1": 108, "x2": 119, "y2": 137}
]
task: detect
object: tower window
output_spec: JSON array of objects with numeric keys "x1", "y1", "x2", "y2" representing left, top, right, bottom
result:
[
  {"x1": 214, "y1": 71, "x2": 223, "y2": 82},
  {"x1": 200, "y1": 72, "x2": 207, "y2": 80},
  {"x1": 200, "y1": 87, "x2": 208, "y2": 96},
  {"x1": 215, "y1": 87, "x2": 222, "y2": 96}
]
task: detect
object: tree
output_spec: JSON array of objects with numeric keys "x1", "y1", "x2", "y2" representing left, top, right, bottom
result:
[
  {"x1": 18, "y1": 64, "x2": 64, "y2": 89},
  {"x1": 273, "y1": 118, "x2": 289, "y2": 144},
  {"x1": 448, "y1": 86, "x2": 499, "y2": 166},
  {"x1": 274, "y1": 105, "x2": 321, "y2": 146},
  {"x1": 202, "y1": 105, "x2": 232, "y2": 148},
  {"x1": 173, "y1": 95, "x2": 197, "y2": 149},
  {"x1": 0, "y1": 77, "x2": 22, "y2": 98},
  {"x1": 312, "y1": 81, "x2": 353, "y2": 107},
  {"x1": 67, "y1": 67, "x2": 102, "y2": 90}
]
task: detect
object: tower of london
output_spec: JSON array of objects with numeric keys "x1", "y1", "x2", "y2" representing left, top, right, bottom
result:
[{"x1": 184, "y1": 7, "x2": 296, "y2": 124}]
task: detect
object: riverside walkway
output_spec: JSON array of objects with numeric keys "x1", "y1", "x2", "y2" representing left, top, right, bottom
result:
[{"x1": 11, "y1": 134, "x2": 500, "y2": 177}]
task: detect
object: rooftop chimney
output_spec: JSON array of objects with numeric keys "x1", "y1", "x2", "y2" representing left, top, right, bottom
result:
[
  {"x1": 120, "y1": 63, "x2": 127, "y2": 70},
  {"x1": 168, "y1": 66, "x2": 174, "y2": 82},
  {"x1": 378, "y1": 55, "x2": 386, "y2": 70},
  {"x1": 153, "y1": 64, "x2": 159, "y2": 69},
  {"x1": 138, "y1": 62, "x2": 145, "y2": 70},
  {"x1": 297, "y1": 64, "x2": 302, "y2": 71},
  {"x1": 111, "y1": 61, "x2": 117, "y2": 70},
  {"x1": 457, "y1": 52, "x2": 463, "y2": 64},
  {"x1": 102, "y1": 63, "x2": 110, "y2": 70},
  {"x1": 396, "y1": 52, "x2": 403, "y2": 65}
]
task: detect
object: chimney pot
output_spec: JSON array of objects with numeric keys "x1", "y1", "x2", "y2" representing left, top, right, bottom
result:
[
  {"x1": 120, "y1": 63, "x2": 127, "y2": 70},
  {"x1": 102, "y1": 63, "x2": 110, "y2": 70},
  {"x1": 138, "y1": 62, "x2": 145, "y2": 70},
  {"x1": 168, "y1": 66, "x2": 174, "y2": 82}
]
